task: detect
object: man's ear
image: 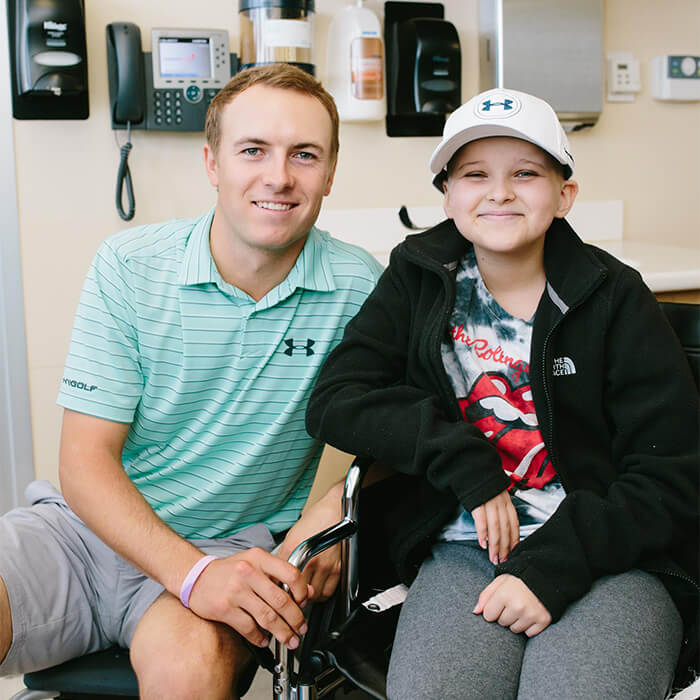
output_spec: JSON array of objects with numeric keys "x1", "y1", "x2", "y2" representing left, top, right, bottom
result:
[
  {"x1": 323, "y1": 159, "x2": 338, "y2": 197},
  {"x1": 203, "y1": 143, "x2": 219, "y2": 188},
  {"x1": 556, "y1": 179, "x2": 579, "y2": 218}
]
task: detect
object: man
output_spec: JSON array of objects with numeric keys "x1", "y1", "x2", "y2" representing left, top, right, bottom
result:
[{"x1": 0, "y1": 64, "x2": 383, "y2": 699}]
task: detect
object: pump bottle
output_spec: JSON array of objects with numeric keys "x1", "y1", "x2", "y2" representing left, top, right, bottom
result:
[{"x1": 326, "y1": 0, "x2": 385, "y2": 122}]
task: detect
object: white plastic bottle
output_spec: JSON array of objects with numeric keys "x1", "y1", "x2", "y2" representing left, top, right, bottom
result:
[{"x1": 326, "y1": 0, "x2": 385, "y2": 122}]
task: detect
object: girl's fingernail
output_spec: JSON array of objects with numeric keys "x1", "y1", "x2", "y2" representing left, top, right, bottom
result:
[
  {"x1": 299, "y1": 623, "x2": 308, "y2": 635},
  {"x1": 288, "y1": 636, "x2": 299, "y2": 650}
]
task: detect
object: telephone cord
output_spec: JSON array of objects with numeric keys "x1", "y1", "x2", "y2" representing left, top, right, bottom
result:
[{"x1": 115, "y1": 122, "x2": 135, "y2": 221}]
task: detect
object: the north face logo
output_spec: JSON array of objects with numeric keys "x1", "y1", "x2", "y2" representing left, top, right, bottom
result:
[
  {"x1": 284, "y1": 338, "x2": 315, "y2": 357},
  {"x1": 553, "y1": 357, "x2": 576, "y2": 376}
]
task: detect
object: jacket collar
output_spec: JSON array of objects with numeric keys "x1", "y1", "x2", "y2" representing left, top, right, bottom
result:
[
  {"x1": 542, "y1": 217, "x2": 608, "y2": 311},
  {"x1": 402, "y1": 216, "x2": 607, "y2": 311}
]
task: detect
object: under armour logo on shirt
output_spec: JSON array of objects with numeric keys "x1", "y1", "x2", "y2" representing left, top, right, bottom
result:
[
  {"x1": 284, "y1": 338, "x2": 315, "y2": 356},
  {"x1": 553, "y1": 356, "x2": 576, "y2": 376}
]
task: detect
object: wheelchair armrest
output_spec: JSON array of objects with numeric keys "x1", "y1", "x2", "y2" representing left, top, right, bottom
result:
[
  {"x1": 286, "y1": 455, "x2": 371, "y2": 624},
  {"x1": 272, "y1": 456, "x2": 372, "y2": 699}
]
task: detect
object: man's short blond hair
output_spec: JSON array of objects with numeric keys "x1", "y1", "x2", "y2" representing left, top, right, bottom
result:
[{"x1": 205, "y1": 63, "x2": 339, "y2": 163}]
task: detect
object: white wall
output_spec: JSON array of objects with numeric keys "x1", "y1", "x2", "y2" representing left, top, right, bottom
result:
[{"x1": 7, "y1": 0, "x2": 700, "y2": 487}]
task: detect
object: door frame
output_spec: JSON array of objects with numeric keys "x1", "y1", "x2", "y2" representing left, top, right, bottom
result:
[{"x1": 0, "y1": 0, "x2": 36, "y2": 513}]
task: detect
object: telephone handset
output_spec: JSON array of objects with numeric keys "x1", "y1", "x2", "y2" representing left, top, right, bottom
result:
[
  {"x1": 105, "y1": 22, "x2": 237, "y2": 220},
  {"x1": 106, "y1": 22, "x2": 145, "y2": 125}
]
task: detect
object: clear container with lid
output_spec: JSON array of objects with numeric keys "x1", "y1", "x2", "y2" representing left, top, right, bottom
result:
[{"x1": 239, "y1": 0, "x2": 315, "y2": 75}]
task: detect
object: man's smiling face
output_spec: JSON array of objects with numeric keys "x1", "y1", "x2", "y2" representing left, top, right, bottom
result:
[{"x1": 204, "y1": 84, "x2": 336, "y2": 257}]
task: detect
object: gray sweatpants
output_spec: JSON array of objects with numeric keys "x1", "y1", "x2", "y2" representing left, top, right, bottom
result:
[{"x1": 387, "y1": 542, "x2": 682, "y2": 700}]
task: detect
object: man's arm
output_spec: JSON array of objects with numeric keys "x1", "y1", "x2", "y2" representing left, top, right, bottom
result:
[
  {"x1": 59, "y1": 409, "x2": 310, "y2": 649},
  {"x1": 276, "y1": 481, "x2": 344, "y2": 601}
]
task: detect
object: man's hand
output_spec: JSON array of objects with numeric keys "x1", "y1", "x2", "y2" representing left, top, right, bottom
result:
[
  {"x1": 473, "y1": 574, "x2": 552, "y2": 637},
  {"x1": 470, "y1": 489, "x2": 519, "y2": 565},
  {"x1": 187, "y1": 548, "x2": 311, "y2": 650},
  {"x1": 276, "y1": 482, "x2": 344, "y2": 601}
]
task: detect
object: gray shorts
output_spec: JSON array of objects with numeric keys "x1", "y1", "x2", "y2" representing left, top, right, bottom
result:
[{"x1": 0, "y1": 480, "x2": 276, "y2": 675}]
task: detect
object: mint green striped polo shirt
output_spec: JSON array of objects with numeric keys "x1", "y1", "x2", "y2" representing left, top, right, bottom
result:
[{"x1": 57, "y1": 208, "x2": 383, "y2": 539}]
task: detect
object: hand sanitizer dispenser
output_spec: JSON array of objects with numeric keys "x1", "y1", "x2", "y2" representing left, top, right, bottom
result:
[
  {"x1": 326, "y1": 1, "x2": 385, "y2": 122},
  {"x1": 8, "y1": 0, "x2": 89, "y2": 119}
]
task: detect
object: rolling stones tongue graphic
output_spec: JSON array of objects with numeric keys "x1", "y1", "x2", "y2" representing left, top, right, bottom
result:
[{"x1": 458, "y1": 372, "x2": 555, "y2": 489}]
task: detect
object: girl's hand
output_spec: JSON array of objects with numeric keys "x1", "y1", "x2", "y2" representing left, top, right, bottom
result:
[
  {"x1": 473, "y1": 574, "x2": 552, "y2": 637},
  {"x1": 470, "y1": 489, "x2": 519, "y2": 564}
]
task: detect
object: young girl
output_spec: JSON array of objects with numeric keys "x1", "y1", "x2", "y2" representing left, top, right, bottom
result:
[{"x1": 306, "y1": 89, "x2": 698, "y2": 699}]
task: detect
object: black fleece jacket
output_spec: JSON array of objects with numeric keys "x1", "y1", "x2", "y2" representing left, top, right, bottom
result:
[{"x1": 306, "y1": 218, "x2": 699, "y2": 642}]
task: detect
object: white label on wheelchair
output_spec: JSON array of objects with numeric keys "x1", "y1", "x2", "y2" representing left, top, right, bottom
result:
[{"x1": 362, "y1": 584, "x2": 409, "y2": 613}]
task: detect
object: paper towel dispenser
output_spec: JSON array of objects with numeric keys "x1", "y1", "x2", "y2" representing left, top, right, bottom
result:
[
  {"x1": 385, "y1": 1, "x2": 461, "y2": 137},
  {"x1": 479, "y1": 0, "x2": 602, "y2": 131}
]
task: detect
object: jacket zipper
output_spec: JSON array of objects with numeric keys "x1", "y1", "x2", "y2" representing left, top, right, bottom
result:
[
  {"x1": 540, "y1": 319, "x2": 567, "y2": 489},
  {"x1": 539, "y1": 272, "x2": 608, "y2": 490},
  {"x1": 646, "y1": 567, "x2": 700, "y2": 591}
]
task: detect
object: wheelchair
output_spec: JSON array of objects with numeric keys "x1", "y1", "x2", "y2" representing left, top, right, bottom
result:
[{"x1": 10, "y1": 301, "x2": 700, "y2": 699}]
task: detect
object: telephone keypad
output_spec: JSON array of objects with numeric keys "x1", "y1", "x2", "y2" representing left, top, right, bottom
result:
[{"x1": 152, "y1": 88, "x2": 191, "y2": 126}]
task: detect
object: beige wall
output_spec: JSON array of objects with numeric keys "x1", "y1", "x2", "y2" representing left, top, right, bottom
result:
[{"x1": 11, "y1": 0, "x2": 700, "y2": 486}]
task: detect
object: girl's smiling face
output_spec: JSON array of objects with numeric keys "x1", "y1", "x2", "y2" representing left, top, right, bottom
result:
[{"x1": 443, "y1": 137, "x2": 578, "y2": 261}]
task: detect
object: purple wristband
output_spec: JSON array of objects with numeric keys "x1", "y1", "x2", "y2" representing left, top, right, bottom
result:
[{"x1": 179, "y1": 555, "x2": 217, "y2": 608}]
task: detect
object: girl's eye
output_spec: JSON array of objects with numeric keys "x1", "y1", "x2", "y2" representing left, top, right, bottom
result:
[
  {"x1": 463, "y1": 172, "x2": 486, "y2": 179},
  {"x1": 515, "y1": 170, "x2": 538, "y2": 178}
]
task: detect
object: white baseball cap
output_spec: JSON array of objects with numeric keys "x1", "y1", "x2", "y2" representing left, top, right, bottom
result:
[{"x1": 429, "y1": 88, "x2": 574, "y2": 190}]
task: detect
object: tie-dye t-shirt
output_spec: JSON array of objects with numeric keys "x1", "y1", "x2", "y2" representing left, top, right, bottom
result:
[{"x1": 439, "y1": 250, "x2": 565, "y2": 542}]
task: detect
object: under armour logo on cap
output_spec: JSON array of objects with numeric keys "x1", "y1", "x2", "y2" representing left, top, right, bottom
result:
[
  {"x1": 475, "y1": 93, "x2": 522, "y2": 119},
  {"x1": 481, "y1": 98, "x2": 513, "y2": 111},
  {"x1": 284, "y1": 338, "x2": 315, "y2": 357}
]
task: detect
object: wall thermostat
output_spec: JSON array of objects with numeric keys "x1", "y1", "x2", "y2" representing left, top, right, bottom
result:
[
  {"x1": 606, "y1": 52, "x2": 641, "y2": 102},
  {"x1": 651, "y1": 55, "x2": 700, "y2": 102}
]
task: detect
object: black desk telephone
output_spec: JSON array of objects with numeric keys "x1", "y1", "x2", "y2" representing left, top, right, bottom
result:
[
  {"x1": 105, "y1": 22, "x2": 239, "y2": 220},
  {"x1": 106, "y1": 22, "x2": 239, "y2": 131}
]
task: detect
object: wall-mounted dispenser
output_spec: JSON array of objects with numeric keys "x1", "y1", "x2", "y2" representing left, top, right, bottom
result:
[
  {"x1": 239, "y1": 0, "x2": 315, "y2": 75},
  {"x1": 384, "y1": 1, "x2": 461, "y2": 137},
  {"x1": 7, "y1": 0, "x2": 89, "y2": 119},
  {"x1": 326, "y1": 0, "x2": 385, "y2": 122},
  {"x1": 479, "y1": 0, "x2": 602, "y2": 131}
]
